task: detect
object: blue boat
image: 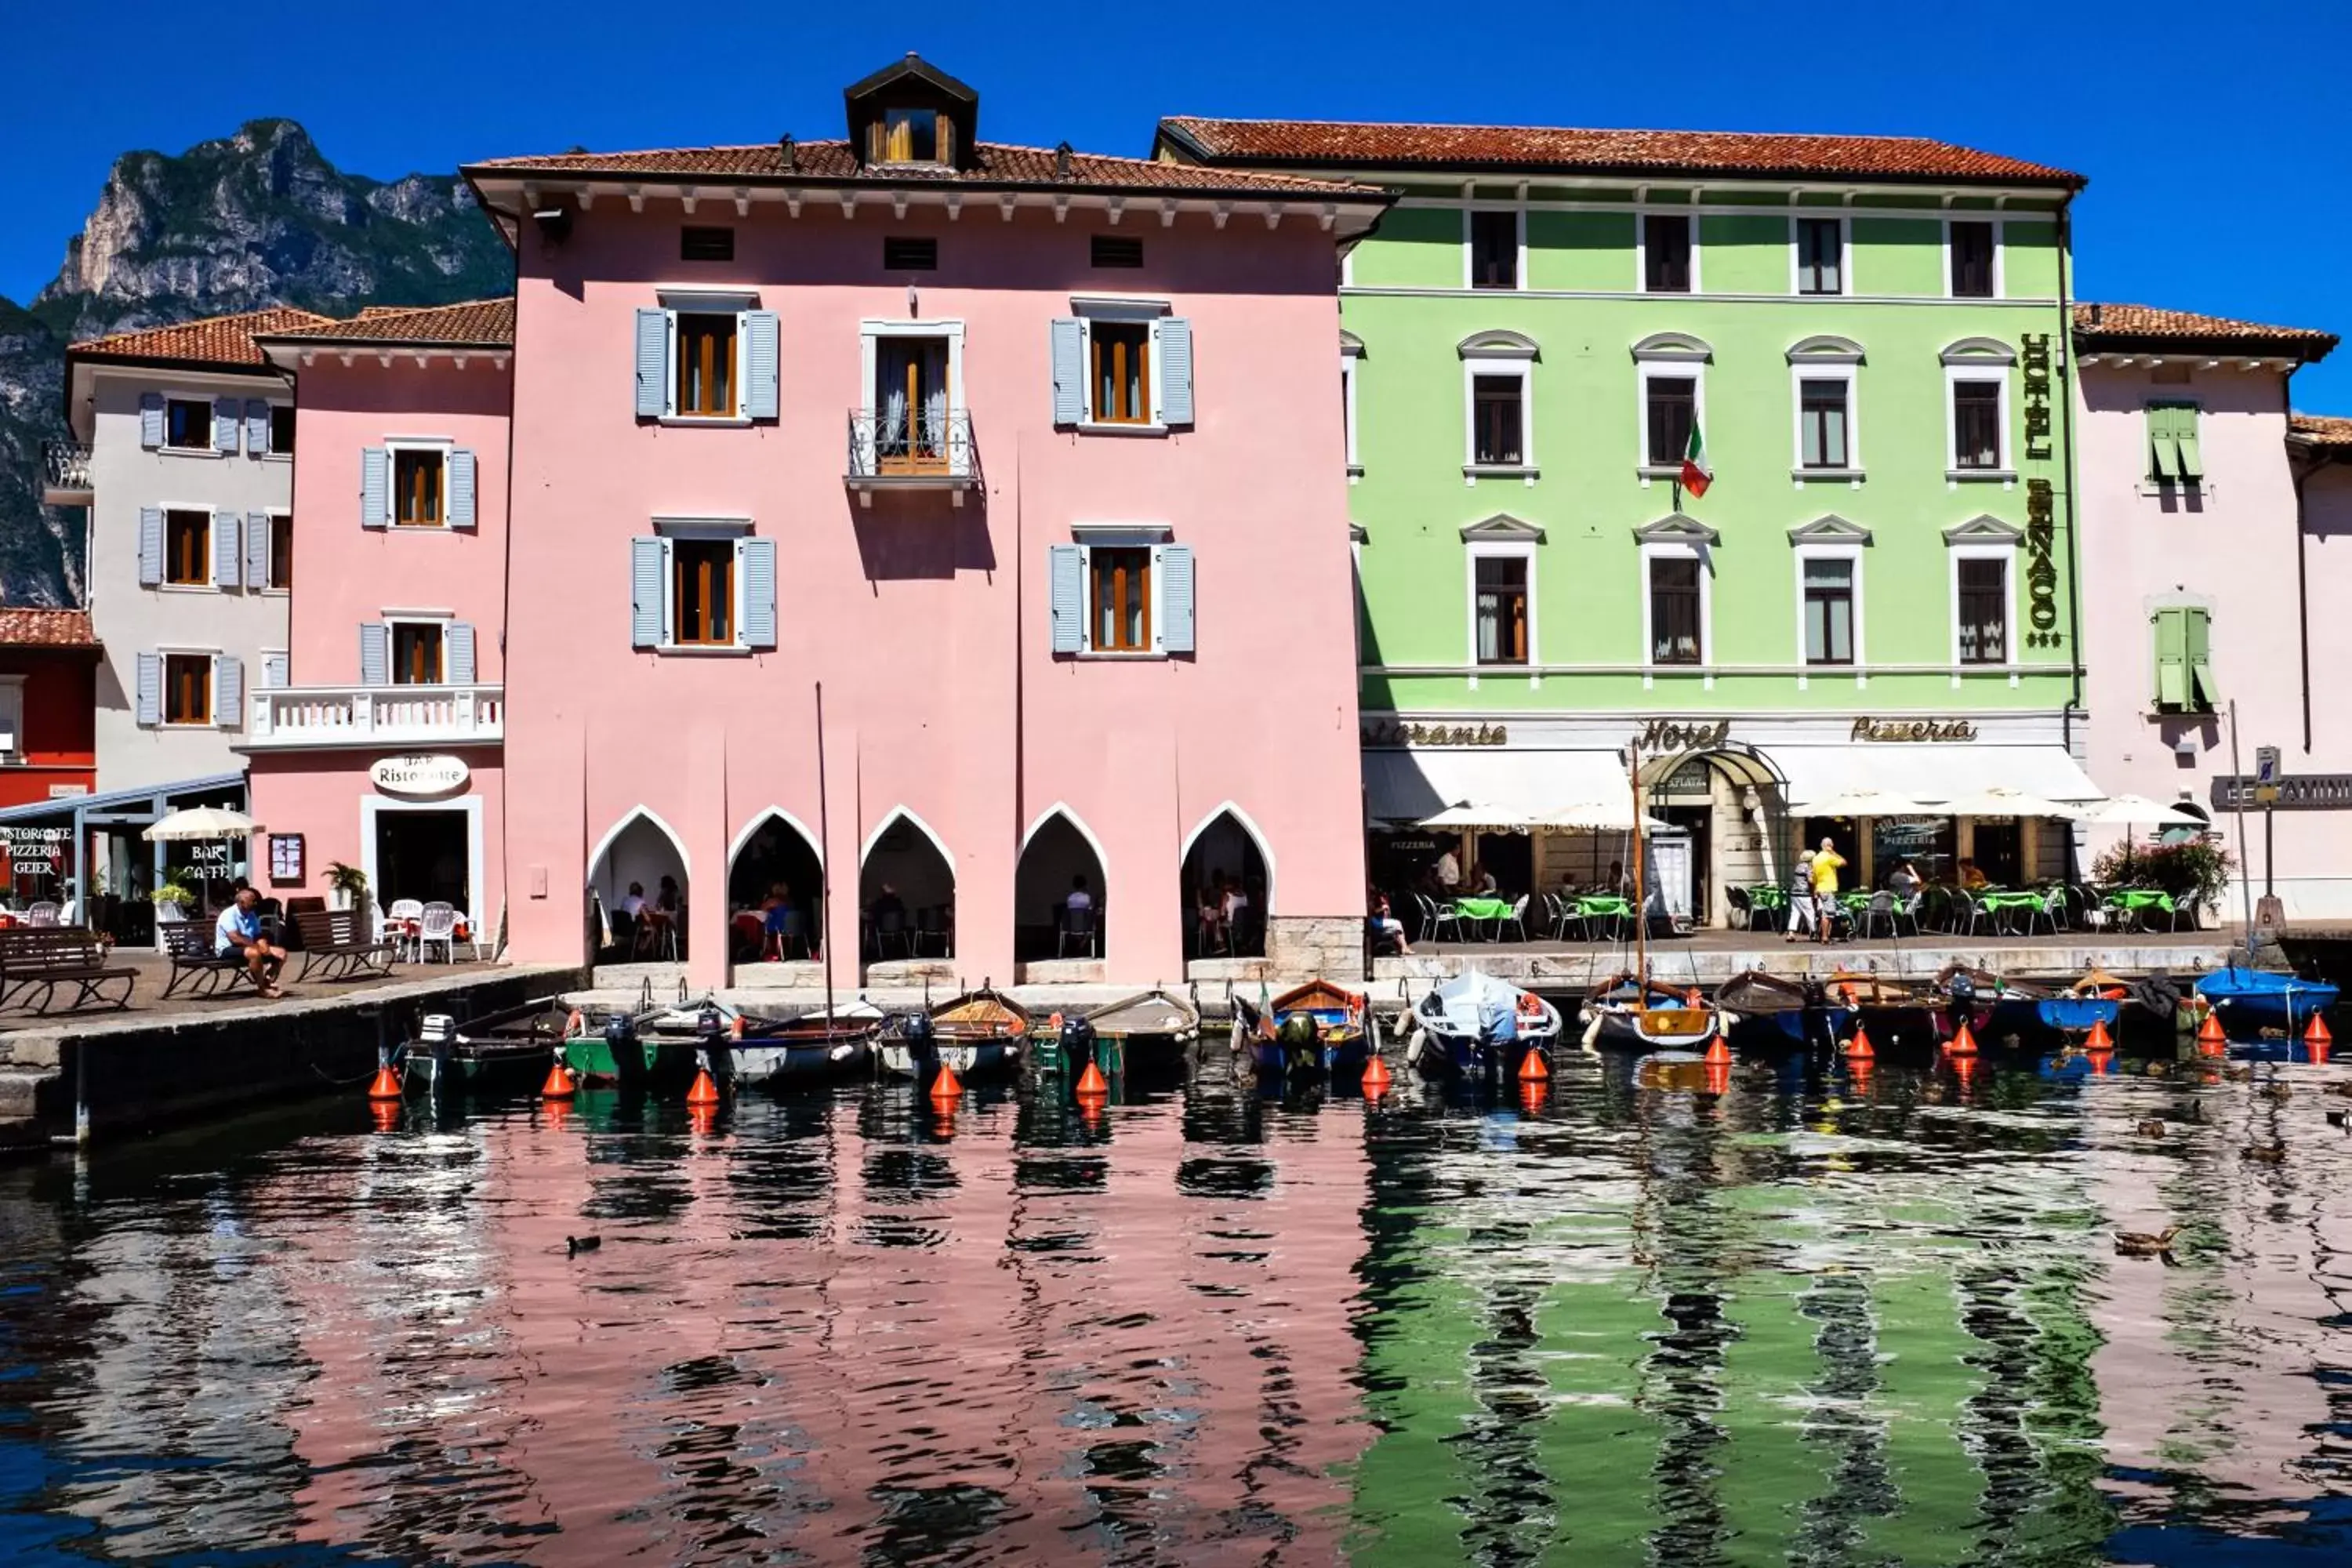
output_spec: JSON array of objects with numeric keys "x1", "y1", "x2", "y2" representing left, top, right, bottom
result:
[
  {"x1": 2194, "y1": 967, "x2": 2340, "y2": 1033},
  {"x1": 1715, "y1": 970, "x2": 1852, "y2": 1052},
  {"x1": 1232, "y1": 981, "x2": 1372, "y2": 1077}
]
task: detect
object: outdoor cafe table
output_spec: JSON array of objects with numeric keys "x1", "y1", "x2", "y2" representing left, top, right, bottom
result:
[
  {"x1": 2101, "y1": 887, "x2": 2176, "y2": 929},
  {"x1": 1573, "y1": 895, "x2": 1635, "y2": 936},
  {"x1": 1973, "y1": 889, "x2": 2046, "y2": 933},
  {"x1": 1454, "y1": 897, "x2": 1514, "y2": 924}
]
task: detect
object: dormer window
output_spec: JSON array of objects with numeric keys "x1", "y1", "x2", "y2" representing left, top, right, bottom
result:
[{"x1": 874, "y1": 107, "x2": 948, "y2": 165}]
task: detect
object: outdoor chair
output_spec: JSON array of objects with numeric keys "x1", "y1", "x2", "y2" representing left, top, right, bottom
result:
[
  {"x1": 1725, "y1": 885, "x2": 1752, "y2": 931},
  {"x1": 1541, "y1": 891, "x2": 1572, "y2": 940},
  {"x1": 874, "y1": 908, "x2": 913, "y2": 960},
  {"x1": 24, "y1": 902, "x2": 59, "y2": 928},
  {"x1": 1857, "y1": 891, "x2": 1896, "y2": 939},
  {"x1": 1059, "y1": 905, "x2": 1098, "y2": 958},
  {"x1": 915, "y1": 906, "x2": 948, "y2": 957},
  {"x1": 1496, "y1": 895, "x2": 1531, "y2": 943},
  {"x1": 1895, "y1": 891, "x2": 1925, "y2": 937},
  {"x1": 1425, "y1": 895, "x2": 1464, "y2": 946},
  {"x1": 1411, "y1": 892, "x2": 1442, "y2": 943},
  {"x1": 385, "y1": 898, "x2": 425, "y2": 962},
  {"x1": 416, "y1": 903, "x2": 459, "y2": 964},
  {"x1": 2024, "y1": 886, "x2": 2068, "y2": 937}
]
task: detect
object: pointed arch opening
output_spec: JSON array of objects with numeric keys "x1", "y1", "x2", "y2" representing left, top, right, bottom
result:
[
  {"x1": 587, "y1": 808, "x2": 689, "y2": 962},
  {"x1": 860, "y1": 808, "x2": 954, "y2": 964},
  {"x1": 1014, "y1": 805, "x2": 1107, "y2": 962},
  {"x1": 1181, "y1": 805, "x2": 1271, "y2": 959},
  {"x1": 727, "y1": 809, "x2": 824, "y2": 963}
]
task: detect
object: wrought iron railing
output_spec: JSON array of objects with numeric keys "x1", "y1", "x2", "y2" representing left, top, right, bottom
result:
[
  {"x1": 844, "y1": 408, "x2": 980, "y2": 488},
  {"x1": 41, "y1": 441, "x2": 93, "y2": 495},
  {"x1": 245, "y1": 683, "x2": 504, "y2": 749}
]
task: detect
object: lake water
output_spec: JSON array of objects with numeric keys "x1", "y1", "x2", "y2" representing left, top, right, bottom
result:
[{"x1": 2, "y1": 1047, "x2": 2348, "y2": 1566}]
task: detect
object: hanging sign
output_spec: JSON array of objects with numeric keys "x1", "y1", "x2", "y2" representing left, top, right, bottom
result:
[{"x1": 370, "y1": 754, "x2": 470, "y2": 797}]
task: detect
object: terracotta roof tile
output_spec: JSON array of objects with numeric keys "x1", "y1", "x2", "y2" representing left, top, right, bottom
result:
[
  {"x1": 263, "y1": 298, "x2": 515, "y2": 347},
  {"x1": 0, "y1": 609, "x2": 97, "y2": 649},
  {"x1": 69, "y1": 307, "x2": 336, "y2": 368},
  {"x1": 2290, "y1": 413, "x2": 2352, "y2": 448},
  {"x1": 466, "y1": 138, "x2": 1382, "y2": 199},
  {"x1": 1156, "y1": 117, "x2": 2084, "y2": 188},
  {"x1": 2074, "y1": 303, "x2": 2336, "y2": 360}
]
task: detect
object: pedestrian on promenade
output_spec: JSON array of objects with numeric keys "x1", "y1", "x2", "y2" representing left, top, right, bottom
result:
[{"x1": 216, "y1": 886, "x2": 286, "y2": 998}]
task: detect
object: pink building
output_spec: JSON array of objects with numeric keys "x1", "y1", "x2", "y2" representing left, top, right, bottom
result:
[
  {"x1": 244, "y1": 301, "x2": 514, "y2": 936},
  {"x1": 464, "y1": 56, "x2": 1389, "y2": 986},
  {"x1": 2074, "y1": 303, "x2": 2351, "y2": 917}
]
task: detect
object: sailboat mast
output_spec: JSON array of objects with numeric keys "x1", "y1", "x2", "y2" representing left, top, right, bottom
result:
[
  {"x1": 1630, "y1": 740, "x2": 1647, "y2": 1010},
  {"x1": 816, "y1": 681, "x2": 836, "y2": 1025}
]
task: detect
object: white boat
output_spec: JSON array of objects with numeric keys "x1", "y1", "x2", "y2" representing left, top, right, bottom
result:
[{"x1": 1406, "y1": 969, "x2": 1562, "y2": 1081}]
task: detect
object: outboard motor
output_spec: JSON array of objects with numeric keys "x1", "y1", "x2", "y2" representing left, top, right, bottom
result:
[
  {"x1": 1276, "y1": 1011, "x2": 1320, "y2": 1069},
  {"x1": 898, "y1": 1009, "x2": 938, "y2": 1075},
  {"x1": 1946, "y1": 969, "x2": 1978, "y2": 1035},
  {"x1": 695, "y1": 1002, "x2": 732, "y2": 1084},
  {"x1": 604, "y1": 1009, "x2": 643, "y2": 1090},
  {"x1": 417, "y1": 1013, "x2": 456, "y2": 1091},
  {"x1": 1798, "y1": 978, "x2": 1832, "y2": 1056},
  {"x1": 1058, "y1": 1013, "x2": 1098, "y2": 1076}
]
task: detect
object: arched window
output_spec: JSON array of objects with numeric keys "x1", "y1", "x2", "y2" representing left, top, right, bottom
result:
[
  {"x1": 727, "y1": 809, "x2": 823, "y2": 964},
  {"x1": 1014, "y1": 807, "x2": 1108, "y2": 963},
  {"x1": 860, "y1": 808, "x2": 954, "y2": 967},
  {"x1": 1181, "y1": 806, "x2": 1273, "y2": 960},
  {"x1": 587, "y1": 808, "x2": 689, "y2": 962}
]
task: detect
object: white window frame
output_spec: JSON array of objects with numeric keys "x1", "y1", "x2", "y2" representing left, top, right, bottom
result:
[
  {"x1": 160, "y1": 394, "x2": 221, "y2": 459},
  {"x1": 1947, "y1": 542, "x2": 2019, "y2": 672},
  {"x1": 1944, "y1": 364, "x2": 2013, "y2": 482},
  {"x1": 1072, "y1": 296, "x2": 1172, "y2": 433},
  {"x1": 1340, "y1": 338, "x2": 1363, "y2": 480},
  {"x1": 1635, "y1": 208, "x2": 1700, "y2": 296},
  {"x1": 858, "y1": 318, "x2": 970, "y2": 476},
  {"x1": 1639, "y1": 541, "x2": 1712, "y2": 670},
  {"x1": 263, "y1": 507, "x2": 292, "y2": 594},
  {"x1": 1635, "y1": 357, "x2": 1708, "y2": 483},
  {"x1": 655, "y1": 286, "x2": 761, "y2": 426},
  {"x1": 1789, "y1": 362, "x2": 1861, "y2": 480},
  {"x1": 263, "y1": 402, "x2": 296, "y2": 463},
  {"x1": 0, "y1": 674, "x2": 25, "y2": 760},
  {"x1": 1465, "y1": 539, "x2": 1537, "y2": 670},
  {"x1": 1792, "y1": 543, "x2": 1865, "y2": 673},
  {"x1": 157, "y1": 503, "x2": 216, "y2": 593},
  {"x1": 1943, "y1": 216, "x2": 2004, "y2": 301},
  {"x1": 154, "y1": 646, "x2": 221, "y2": 729},
  {"x1": 383, "y1": 437, "x2": 456, "y2": 530},
  {"x1": 1069, "y1": 525, "x2": 1175, "y2": 659},
  {"x1": 652, "y1": 516, "x2": 756, "y2": 656},
  {"x1": 1461, "y1": 354, "x2": 1535, "y2": 480},
  {"x1": 1461, "y1": 205, "x2": 1526, "y2": 292},
  {"x1": 1789, "y1": 213, "x2": 1850, "y2": 297},
  {"x1": 382, "y1": 612, "x2": 454, "y2": 686}
]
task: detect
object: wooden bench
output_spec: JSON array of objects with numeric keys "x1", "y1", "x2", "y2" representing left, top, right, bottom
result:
[
  {"x1": 290, "y1": 909, "x2": 397, "y2": 982},
  {"x1": 0, "y1": 927, "x2": 136, "y2": 1014},
  {"x1": 160, "y1": 923, "x2": 263, "y2": 1000}
]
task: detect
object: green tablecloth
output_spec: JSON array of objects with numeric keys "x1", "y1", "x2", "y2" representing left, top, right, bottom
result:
[
  {"x1": 1575, "y1": 896, "x2": 1635, "y2": 918},
  {"x1": 2103, "y1": 888, "x2": 2174, "y2": 911},
  {"x1": 1455, "y1": 897, "x2": 1513, "y2": 921}
]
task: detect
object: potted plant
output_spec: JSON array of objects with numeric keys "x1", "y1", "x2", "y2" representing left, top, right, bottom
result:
[
  {"x1": 326, "y1": 862, "x2": 368, "y2": 913},
  {"x1": 150, "y1": 877, "x2": 196, "y2": 920},
  {"x1": 2090, "y1": 837, "x2": 2236, "y2": 927}
]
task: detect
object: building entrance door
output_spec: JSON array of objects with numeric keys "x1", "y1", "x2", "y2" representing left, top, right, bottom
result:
[{"x1": 376, "y1": 809, "x2": 470, "y2": 913}]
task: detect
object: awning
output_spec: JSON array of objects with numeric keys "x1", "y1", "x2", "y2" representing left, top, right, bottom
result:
[
  {"x1": 1780, "y1": 746, "x2": 2103, "y2": 814},
  {"x1": 1364, "y1": 749, "x2": 1645, "y2": 831}
]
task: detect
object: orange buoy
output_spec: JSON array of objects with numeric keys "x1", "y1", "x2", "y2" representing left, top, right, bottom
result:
[
  {"x1": 1844, "y1": 1024, "x2": 1875, "y2": 1062},
  {"x1": 1703, "y1": 1034, "x2": 1732, "y2": 1066},
  {"x1": 369, "y1": 1100, "x2": 401, "y2": 1132},
  {"x1": 930, "y1": 1062, "x2": 964, "y2": 1103},
  {"x1": 540, "y1": 1058, "x2": 576, "y2": 1099},
  {"x1": 1704, "y1": 1060, "x2": 1731, "y2": 1096},
  {"x1": 2085, "y1": 1017, "x2": 2114, "y2": 1051},
  {"x1": 1947, "y1": 1021, "x2": 1980, "y2": 1058},
  {"x1": 1519, "y1": 1079, "x2": 1548, "y2": 1114},
  {"x1": 1951, "y1": 1054, "x2": 1979, "y2": 1087},
  {"x1": 1518, "y1": 1047, "x2": 1550, "y2": 1082},
  {"x1": 2197, "y1": 1010, "x2": 2227, "y2": 1056},
  {"x1": 685, "y1": 1068, "x2": 722, "y2": 1107},
  {"x1": 366, "y1": 1062, "x2": 404, "y2": 1101},
  {"x1": 1076, "y1": 1060, "x2": 1109, "y2": 1096},
  {"x1": 1361, "y1": 1055, "x2": 1393, "y2": 1095},
  {"x1": 2305, "y1": 1010, "x2": 2333, "y2": 1046}
]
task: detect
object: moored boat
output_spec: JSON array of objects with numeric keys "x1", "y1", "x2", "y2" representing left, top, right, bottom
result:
[
  {"x1": 878, "y1": 987, "x2": 1028, "y2": 1081},
  {"x1": 1083, "y1": 988, "x2": 1203, "y2": 1075},
  {"x1": 402, "y1": 998, "x2": 568, "y2": 1096},
  {"x1": 1579, "y1": 972, "x2": 1723, "y2": 1054},
  {"x1": 1232, "y1": 980, "x2": 1371, "y2": 1078},
  {"x1": 1715, "y1": 970, "x2": 1851, "y2": 1052},
  {"x1": 2194, "y1": 966, "x2": 2340, "y2": 1033},
  {"x1": 1407, "y1": 969, "x2": 1561, "y2": 1081},
  {"x1": 725, "y1": 1000, "x2": 881, "y2": 1087}
]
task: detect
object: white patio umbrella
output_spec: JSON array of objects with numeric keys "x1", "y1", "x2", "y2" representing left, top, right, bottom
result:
[
  {"x1": 142, "y1": 806, "x2": 261, "y2": 842},
  {"x1": 1788, "y1": 789, "x2": 1934, "y2": 818},
  {"x1": 2074, "y1": 793, "x2": 2204, "y2": 828},
  {"x1": 1932, "y1": 787, "x2": 2091, "y2": 820}
]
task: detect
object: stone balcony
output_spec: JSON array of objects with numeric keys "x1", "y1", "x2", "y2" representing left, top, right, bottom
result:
[
  {"x1": 243, "y1": 683, "x2": 504, "y2": 750},
  {"x1": 41, "y1": 441, "x2": 93, "y2": 506}
]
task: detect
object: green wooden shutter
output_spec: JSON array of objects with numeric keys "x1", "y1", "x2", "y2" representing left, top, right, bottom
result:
[
  {"x1": 2185, "y1": 606, "x2": 2218, "y2": 708},
  {"x1": 2147, "y1": 405, "x2": 2180, "y2": 481},
  {"x1": 2152, "y1": 607, "x2": 2187, "y2": 708},
  {"x1": 2174, "y1": 405, "x2": 2205, "y2": 480}
]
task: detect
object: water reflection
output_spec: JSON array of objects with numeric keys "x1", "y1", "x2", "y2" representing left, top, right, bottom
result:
[{"x1": 0, "y1": 1047, "x2": 2348, "y2": 1563}]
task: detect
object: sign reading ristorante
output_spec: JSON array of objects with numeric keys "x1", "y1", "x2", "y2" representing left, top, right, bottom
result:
[{"x1": 1361, "y1": 721, "x2": 1508, "y2": 747}]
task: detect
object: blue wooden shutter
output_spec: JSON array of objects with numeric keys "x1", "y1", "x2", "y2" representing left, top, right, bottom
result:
[
  {"x1": 743, "y1": 311, "x2": 780, "y2": 420},
  {"x1": 359, "y1": 622, "x2": 389, "y2": 686},
  {"x1": 361, "y1": 448, "x2": 389, "y2": 528},
  {"x1": 213, "y1": 397, "x2": 241, "y2": 454},
  {"x1": 1049, "y1": 545, "x2": 1084, "y2": 653},
  {"x1": 1158, "y1": 544, "x2": 1196, "y2": 653},
  {"x1": 635, "y1": 309, "x2": 670, "y2": 418},
  {"x1": 245, "y1": 512, "x2": 270, "y2": 587},
  {"x1": 245, "y1": 400, "x2": 270, "y2": 455},
  {"x1": 448, "y1": 449, "x2": 477, "y2": 527},
  {"x1": 212, "y1": 510, "x2": 241, "y2": 588},
  {"x1": 1050, "y1": 318, "x2": 1083, "y2": 426},
  {"x1": 135, "y1": 652, "x2": 161, "y2": 725},
  {"x1": 137, "y1": 508, "x2": 164, "y2": 586},
  {"x1": 631, "y1": 537, "x2": 666, "y2": 648},
  {"x1": 213, "y1": 655, "x2": 242, "y2": 728},
  {"x1": 139, "y1": 393, "x2": 165, "y2": 448},
  {"x1": 1157, "y1": 318, "x2": 1195, "y2": 426},
  {"x1": 446, "y1": 622, "x2": 477, "y2": 684},
  {"x1": 263, "y1": 652, "x2": 289, "y2": 689},
  {"x1": 739, "y1": 537, "x2": 777, "y2": 648}
]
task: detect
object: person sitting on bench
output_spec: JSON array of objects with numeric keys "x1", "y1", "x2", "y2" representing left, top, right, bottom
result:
[{"x1": 216, "y1": 886, "x2": 287, "y2": 997}]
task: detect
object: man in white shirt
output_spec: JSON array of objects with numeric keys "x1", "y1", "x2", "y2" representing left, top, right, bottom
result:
[
  {"x1": 1066, "y1": 874, "x2": 1094, "y2": 913},
  {"x1": 215, "y1": 886, "x2": 286, "y2": 996},
  {"x1": 619, "y1": 882, "x2": 648, "y2": 919},
  {"x1": 1433, "y1": 848, "x2": 1461, "y2": 893}
]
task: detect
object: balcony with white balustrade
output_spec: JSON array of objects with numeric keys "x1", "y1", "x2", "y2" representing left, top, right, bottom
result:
[{"x1": 242, "y1": 683, "x2": 504, "y2": 750}]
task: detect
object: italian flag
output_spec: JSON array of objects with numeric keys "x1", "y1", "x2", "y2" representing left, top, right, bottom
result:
[{"x1": 1680, "y1": 421, "x2": 1713, "y2": 499}]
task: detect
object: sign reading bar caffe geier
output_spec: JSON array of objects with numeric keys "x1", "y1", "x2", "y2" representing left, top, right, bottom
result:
[{"x1": 370, "y1": 754, "x2": 470, "y2": 797}]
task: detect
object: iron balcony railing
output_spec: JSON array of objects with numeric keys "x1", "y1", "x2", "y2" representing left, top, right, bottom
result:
[
  {"x1": 41, "y1": 441, "x2": 93, "y2": 498},
  {"x1": 844, "y1": 408, "x2": 981, "y2": 495},
  {"x1": 245, "y1": 682, "x2": 504, "y2": 750}
]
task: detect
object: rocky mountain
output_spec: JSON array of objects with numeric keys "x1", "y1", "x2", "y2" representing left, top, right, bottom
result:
[{"x1": 0, "y1": 119, "x2": 513, "y2": 604}]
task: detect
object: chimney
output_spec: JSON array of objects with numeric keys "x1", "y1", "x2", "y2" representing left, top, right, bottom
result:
[
  {"x1": 1054, "y1": 141, "x2": 1073, "y2": 180},
  {"x1": 778, "y1": 134, "x2": 796, "y2": 172},
  {"x1": 2089, "y1": 302, "x2": 2102, "y2": 327}
]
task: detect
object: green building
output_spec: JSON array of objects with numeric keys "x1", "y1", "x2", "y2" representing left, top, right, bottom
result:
[{"x1": 1156, "y1": 119, "x2": 2095, "y2": 923}]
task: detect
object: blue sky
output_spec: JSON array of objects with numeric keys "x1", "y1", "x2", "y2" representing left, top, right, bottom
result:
[{"x1": 7, "y1": 0, "x2": 2349, "y2": 405}]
